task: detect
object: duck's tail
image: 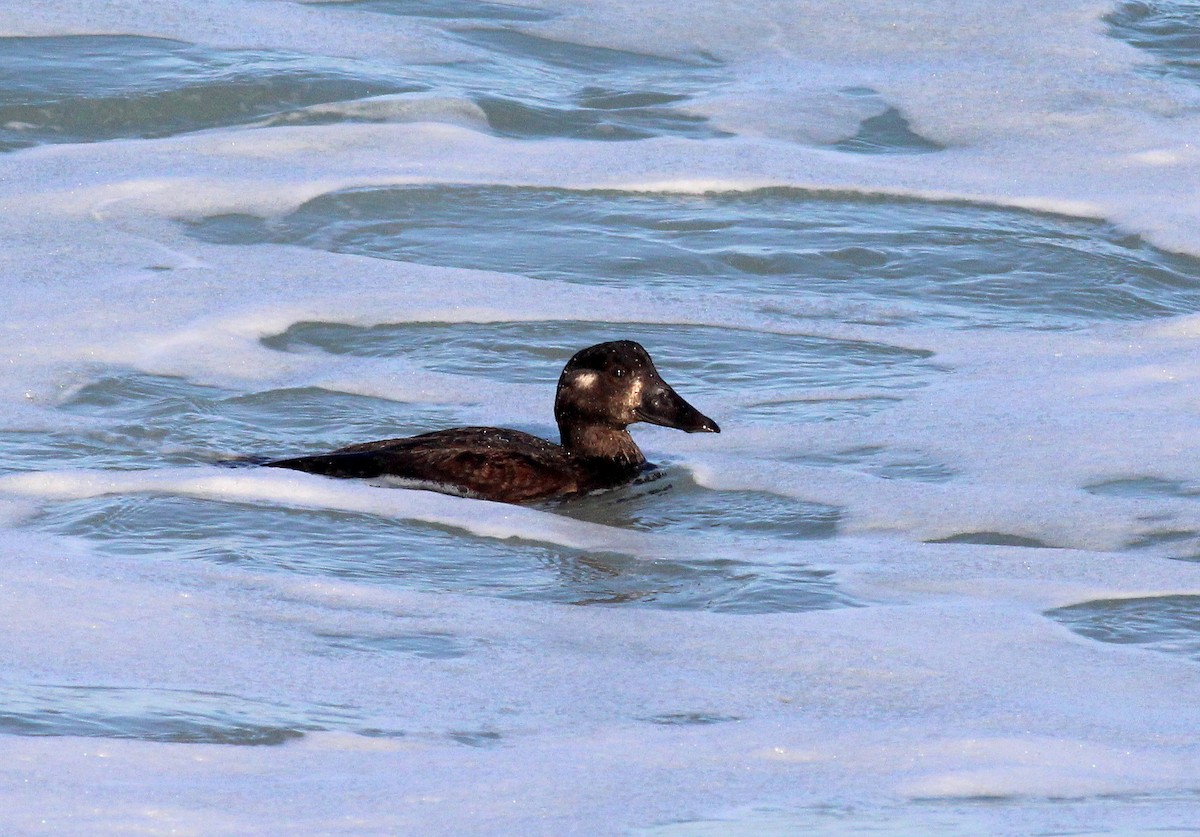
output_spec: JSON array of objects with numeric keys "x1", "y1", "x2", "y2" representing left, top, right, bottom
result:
[{"x1": 212, "y1": 454, "x2": 274, "y2": 469}]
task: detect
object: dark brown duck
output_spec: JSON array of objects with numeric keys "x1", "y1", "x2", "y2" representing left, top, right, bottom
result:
[{"x1": 267, "y1": 340, "x2": 720, "y2": 504}]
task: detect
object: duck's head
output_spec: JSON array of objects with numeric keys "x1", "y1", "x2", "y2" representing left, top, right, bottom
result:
[{"x1": 554, "y1": 341, "x2": 720, "y2": 443}]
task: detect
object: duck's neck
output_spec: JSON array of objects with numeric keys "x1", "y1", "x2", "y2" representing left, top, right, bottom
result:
[{"x1": 559, "y1": 423, "x2": 646, "y2": 469}]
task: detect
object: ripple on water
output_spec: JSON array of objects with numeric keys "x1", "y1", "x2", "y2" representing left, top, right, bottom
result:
[
  {"x1": 187, "y1": 186, "x2": 1200, "y2": 329},
  {"x1": 305, "y1": 0, "x2": 557, "y2": 22},
  {"x1": 259, "y1": 25, "x2": 728, "y2": 139},
  {"x1": 448, "y1": 729, "x2": 504, "y2": 747},
  {"x1": 1107, "y1": 0, "x2": 1200, "y2": 86},
  {"x1": 1083, "y1": 476, "x2": 1200, "y2": 500},
  {"x1": 788, "y1": 445, "x2": 960, "y2": 483},
  {"x1": 0, "y1": 35, "x2": 422, "y2": 151},
  {"x1": 0, "y1": 373, "x2": 463, "y2": 472},
  {"x1": 635, "y1": 798, "x2": 1200, "y2": 836},
  {"x1": 0, "y1": 682, "x2": 338, "y2": 745},
  {"x1": 1124, "y1": 528, "x2": 1200, "y2": 562},
  {"x1": 558, "y1": 467, "x2": 841, "y2": 540},
  {"x1": 1082, "y1": 477, "x2": 1200, "y2": 560},
  {"x1": 446, "y1": 28, "x2": 728, "y2": 140},
  {"x1": 0, "y1": 28, "x2": 726, "y2": 149},
  {"x1": 642, "y1": 712, "x2": 741, "y2": 726},
  {"x1": 834, "y1": 87, "x2": 943, "y2": 154},
  {"x1": 27, "y1": 496, "x2": 853, "y2": 613},
  {"x1": 315, "y1": 630, "x2": 473, "y2": 659},
  {"x1": 927, "y1": 532, "x2": 1054, "y2": 548},
  {"x1": 1047, "y1": 595, "x2": 1200, "y2": 663}
]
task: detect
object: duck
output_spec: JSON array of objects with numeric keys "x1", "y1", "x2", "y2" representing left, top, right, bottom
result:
[{"x1": 266, "y1": 340, "x2": 720, "y2": 504}]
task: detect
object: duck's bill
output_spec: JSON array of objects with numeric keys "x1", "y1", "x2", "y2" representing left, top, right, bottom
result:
[{"x1": 636, "y1": 383, "x2": 721, "y2": 433}]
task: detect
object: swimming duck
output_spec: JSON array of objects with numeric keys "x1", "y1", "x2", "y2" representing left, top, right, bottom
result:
[{"x1": 267, "y1": 340, "x2": 720, "y2": 504}]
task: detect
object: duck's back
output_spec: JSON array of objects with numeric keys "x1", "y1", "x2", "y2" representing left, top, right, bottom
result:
[{"x1": 268, "y1": 427, "x2": 607, "y2": 504}]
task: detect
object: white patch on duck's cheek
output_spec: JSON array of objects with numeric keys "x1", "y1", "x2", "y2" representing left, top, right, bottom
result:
[
  {"x1": 572, "y1": 371, "x2": 600, "y2": 390},
  {"x1": 623, "y1": 378, "x2": 643, "y2": 418}
]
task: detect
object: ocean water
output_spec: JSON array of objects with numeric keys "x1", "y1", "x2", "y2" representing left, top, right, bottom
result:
[{"x1": 3, "y1": 0, "x2": 1200, "y2": 834}]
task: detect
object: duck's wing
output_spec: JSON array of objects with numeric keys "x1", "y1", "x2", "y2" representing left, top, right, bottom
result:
[
  {"x1": 267, "y1": 427, "x2": 585, "y2": 503},
  {"x1": 327, "y1": 427, "x2": 547, "y2": 455}
]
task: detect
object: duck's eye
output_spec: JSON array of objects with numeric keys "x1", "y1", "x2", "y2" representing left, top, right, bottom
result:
[{"x1": 613, "y1": 368, "x2": 624, "y2": 378}]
